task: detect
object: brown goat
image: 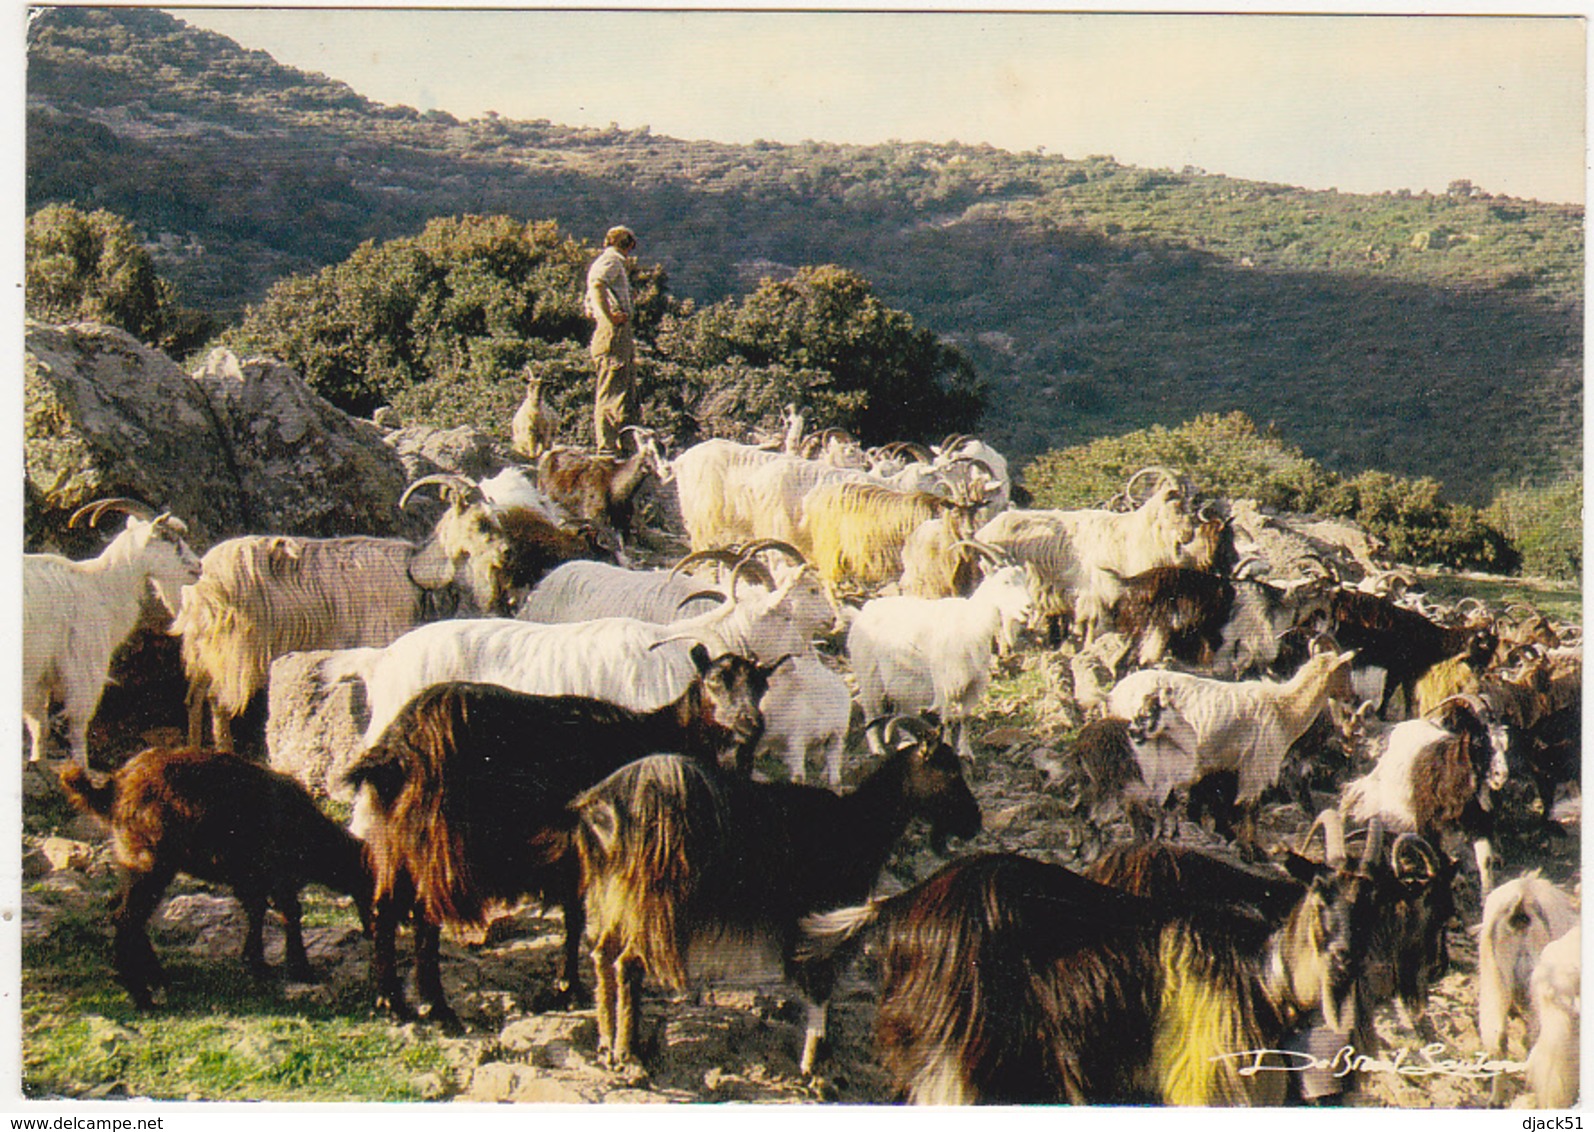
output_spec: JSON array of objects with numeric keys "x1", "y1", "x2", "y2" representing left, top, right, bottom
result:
[
  {"x1": 1328, "y1": 589, "x2": 1497, "y2": 718},
  {"x1": 535, "y1": 427, "x2": 668, "y2": 545},
  {"x1": 343, "y1": 645, "x2": 780, "y2": 1027},
  {"x1": 58, "y1": 748, "x2": 372, "y2": 1010},
  {"x1": 496, "y1": 506, "x2": 618, "y2": 597},
  {"x1": 568, "y1": 716, "x2": 982, "y2": 1075},
  {"x1": 799, "y1": 844, "x2": 1383, "y2": 1105}
]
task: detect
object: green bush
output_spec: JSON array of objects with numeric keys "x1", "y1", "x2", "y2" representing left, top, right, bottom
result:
[
  {"x1": 221, "y1": 215, "x2": 597, "y2": 415},
  {"x1": 1021, "y1": 412, "x2": 1519, "y2": 573},
  {"x1": 25, "y1": 202, "x2": 213, "y2": 355},
  {"x1": 1023, "y1": 412, "x2": 1333, "y2": 510},
  {"x1": 1486, "y1": 476, "x2": 1582, "y2": 581}
]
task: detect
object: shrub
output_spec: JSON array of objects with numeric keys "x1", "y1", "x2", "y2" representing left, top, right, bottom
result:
[
  {"x1": 1022, "y1": 412, "x2": 1518, "y2": 573},
  {"x1": 1486, "y1": 476, "x2": 1582, "y2": 582}
]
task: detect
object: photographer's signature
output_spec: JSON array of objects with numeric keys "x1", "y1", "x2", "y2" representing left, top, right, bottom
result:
[{"x1": 1211, "y1": 1044, "x2": 1527, "y2": 1081}]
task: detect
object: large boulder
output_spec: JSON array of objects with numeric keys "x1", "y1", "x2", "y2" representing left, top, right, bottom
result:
[
  {"x1": 265, "y1": 649, "x2": 375, "y2": 801},
  {"x1": 25, "y1": 319, "x2": 243, "y2": 554},
  {"x1": 190, "y1": 348, "x2": 414, "y2": 540},
  {"x1": 25, "y1": 322, "x2": 424, "y2": 552},
  {"x1": 383, "y1": 424, "x2": 513, "y2": 483}
]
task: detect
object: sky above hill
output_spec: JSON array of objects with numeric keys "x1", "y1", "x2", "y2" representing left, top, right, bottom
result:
[{"x1": 167, "y1": 6, "x2": 1588, "y2": 204}]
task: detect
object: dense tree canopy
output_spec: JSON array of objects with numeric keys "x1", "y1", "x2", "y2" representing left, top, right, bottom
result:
[
  {"x1": 658, "y1": 265, "x2": 986, "y2": 443},
  {"x1": 218, "y1": 222, "x2": 985, "y2": 447}
]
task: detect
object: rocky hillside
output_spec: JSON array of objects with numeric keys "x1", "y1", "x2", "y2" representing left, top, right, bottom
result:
[{"x1": 25, "y1": 7, "x2": 1584, "y2": 503}]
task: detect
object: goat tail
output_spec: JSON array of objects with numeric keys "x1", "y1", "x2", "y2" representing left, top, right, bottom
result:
[
  {"x1": 57, "y1": 764, "x2": 116, "y2": 821},
  {"x1": 796, "y1": 900, "x2": 884, "y2": 968}
]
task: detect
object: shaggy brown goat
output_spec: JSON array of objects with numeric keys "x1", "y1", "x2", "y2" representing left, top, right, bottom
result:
[
  {"x1": 58, "y1": 748, "x2": 371, "y2": 1010},
  {"x1": 1327, "y1": 588, "x2": 1497, "y2": 719},
  {"x1": 567, "y1": 715, "x2": 982, "y2": 1075},
  {"x1": 343, "y1": 645, "x2": 780, "y2": 1027},
  {"x1": 800, "y1": 843, "x2": 1383, "y2": 1105}
]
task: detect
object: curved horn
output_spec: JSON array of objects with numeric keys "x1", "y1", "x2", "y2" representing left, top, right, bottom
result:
[
  {"x1": 1296, "y1": 554, "x2": 1340, "y2": 584},
  {"x1": 882, "y1": 713, "x2": 932, "y2": 749},
  {"x1": 669, "y1": 548, "x2": 746, "y2": 581},
  {"x1": 728, "y1": 556, "x2": 776, "y2": 591},
  {"x1": 735, "y1": 538, "x2": 810, "y2": 568},
  {"x1": 400, "y1": 474, "x2": 481, "y2": 511},
  {"x1": 819, "y1": 426, "x2": 856, "y2": 445},
  {"x1": 883, "y1": 441, "x2": 933, "y2": 464},
  {"x1": 68, "y1": 497, "x2": 154, "y2": 528},
  {"x1": 939, "y1": 433, "x2": 974, "y2": 454},
  {"x1": 676, "y1": 589, "x2": 728, "y2": 611},
  {"x1": 1455, "y1": 596, "x2": 1489, "y2": 619},
  {"x1": 944, "y1": 456, "x2": 997, "y2": 482},
  {"x1": 1197, "y1": 499, "x2": 1221, "y2": 523},
  {"x1": 728, "y1": 558, "x2": 775, "y2": 604},
  {"x1": 1391, "y1": 833, "x2": 1441, "y2": 882},
  {"x1": 1301, "y1": 808, "x2": 1347, "y2": 867},
  {"x1": 1358, "y1": 816, "x2": 1387, "y2": 871},
  {"x1": 1123, "y1": 466, "x2": 1182, "y2": 504}
]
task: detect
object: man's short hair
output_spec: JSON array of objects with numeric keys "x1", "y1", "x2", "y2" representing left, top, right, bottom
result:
[{"x1": 605, "y1": 226, "x2": 637, "y2": 250}]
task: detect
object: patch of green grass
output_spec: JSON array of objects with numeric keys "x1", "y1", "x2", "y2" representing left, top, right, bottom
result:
[
  {"x1": 22, "y1": 860, "x2": 446, "y2": 1102},
  {"x1": 23, "y1": 1006, "x2": 450, "y2": 1101},
  {"x1": 1417, "y1": 571, "x2": 1582, "y2": 626}
]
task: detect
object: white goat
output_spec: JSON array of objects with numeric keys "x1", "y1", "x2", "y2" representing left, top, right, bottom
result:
[
  {"x1": 172, "y1": 478, "x2": 516, "y2": 750},
  {"x1": 848, "y1": 563, "x2": 1034, "y2": 759},
  {"x1": 1339, "y1": 697, "x2": 1511, "y2": 895},
  {"x1": 345, "y1": 565, "x2": 824, "y2": 751},
  {"x1": 513, "y1": 550, "x2": 849, "y2": 786},
  {"x1": 1526, "y1": 924, "x2": 1580, "y2": 1108},
  {"x1": 515, "y1": 559, "x2": 723, "y2": 625},
  {"x1": 509, "y1": 372, "x2": 557, "y2": 460},
  {"x1": 1105, "y1": 651, "x2": 1357, "y2": 834},
  {"x1": 977, "y1": 473, "x2": 1206, "y2": 644},
  {"x1": 671, "y1": 437, "x2": 876, "y2": 555},
  {"x1": 932, "y1": 434, "x2": 1012, "y2": 518},
  {"x1": 23, "y1": 501, "x2": 202, "y2": 768},
  {"x1": 1476, "y1": 872, "x2": 1578, "y2": 1104},
  {"x1": 476, "y1": 465, "x2": 576, "y2": 528}
]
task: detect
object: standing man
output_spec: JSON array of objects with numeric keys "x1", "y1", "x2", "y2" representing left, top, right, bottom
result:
[{"x1": 585, "y1": 225, "x2": 639, "y2": 454}]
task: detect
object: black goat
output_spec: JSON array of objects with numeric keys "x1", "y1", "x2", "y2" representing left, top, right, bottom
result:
[
  {"x1": 1328, "y1": 589, "x2": 1498, "y2": 718},
  {"x1": 1107, "y1": 566, "x2": 1234, "y2": 668},
  {"x1": 342, "y1": 644, "x2": 781, "y2": 1026},
  {"x1": 800, "y1": 843, "x2": 1383, "y2": 1105},
  {"x1": 1089, "y1": 833, "x2": 1455, "y2": 1105},
  {"x1": 59, "y1": 748, "x2": 372, "y2": 1010},
  {"x1": 565, "y1": 714, "x2": 982, "y2": 1075}
]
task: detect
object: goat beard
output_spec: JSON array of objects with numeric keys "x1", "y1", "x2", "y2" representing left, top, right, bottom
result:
[{"x1": 1322, "y1": 972, "x2": 1359, "y2": 1035}]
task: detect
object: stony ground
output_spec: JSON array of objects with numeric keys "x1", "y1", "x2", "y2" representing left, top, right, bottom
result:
[{"x1": 20, "y1": 641, "x2": 1580, "y2": 1107}]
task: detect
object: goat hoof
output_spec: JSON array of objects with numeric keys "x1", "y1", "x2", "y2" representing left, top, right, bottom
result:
[
  {"x1": 613, "y1": 1058, "x2": 648, "y2": 1085},
  {"x1": 376, "y1": 994, "x2": 416, "y2": 1023},
  {"x1": 423, "y1": 1006, "x2": 463, "y2": 1035}
]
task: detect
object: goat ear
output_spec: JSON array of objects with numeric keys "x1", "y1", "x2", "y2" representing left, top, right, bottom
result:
[{"x1": 689, "y1": 642, "x2": 713, "y2": 674}]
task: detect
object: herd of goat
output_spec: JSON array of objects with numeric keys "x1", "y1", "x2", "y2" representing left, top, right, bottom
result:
[{"x1": 22, "y1": 410, "x2": 1583, "y2": 1106}]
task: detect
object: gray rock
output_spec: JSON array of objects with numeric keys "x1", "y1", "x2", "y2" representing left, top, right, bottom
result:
[
  {"x1": 383, "y1": 424, "x2": 511, "y2": 484},
  {"x1": 190, "y1": 348, "x2": 413, "y2": 539},
  {"x1": 24, "y1": 319, "x2": 242, "y2": 554},
  {"x1": 266, "y1": 648, "x2": 375, "y2": 800}
]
